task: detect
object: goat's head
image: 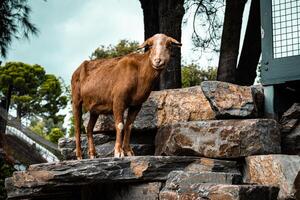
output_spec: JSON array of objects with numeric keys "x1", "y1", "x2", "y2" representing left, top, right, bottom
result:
[{"x1": 139, "y1": 34, "x2": 182, "y2": 70}]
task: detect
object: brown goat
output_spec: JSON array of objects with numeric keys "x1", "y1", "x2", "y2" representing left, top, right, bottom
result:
[{"x1": 71, "y1": 34, "x2": 181, "y2": 159}]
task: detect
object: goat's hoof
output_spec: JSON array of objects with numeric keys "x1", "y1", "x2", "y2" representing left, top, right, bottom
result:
[
  {"x1": 77, "y1": 156, "x2": 83, "y2": 160},
  {"x1": 114, "y1": 148, "x2": 124, "y2": 158},
  {"x1": 124, "y1": 148, "x2": 135, "y2": 156},
  {"x1": 89, "y1": 155, "x2": 96, "y2": 159}
]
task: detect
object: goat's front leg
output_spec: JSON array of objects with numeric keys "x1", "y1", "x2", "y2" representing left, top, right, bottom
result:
[
  {"x1": 113, "y1": 101, "x2": 126, "y2": 158},
  {"x1": 86, "y1": 112, "x2": 99, "y2": 159},
  {"x1": 123, "y1": 106, "x2": 141, "y2": 156}
]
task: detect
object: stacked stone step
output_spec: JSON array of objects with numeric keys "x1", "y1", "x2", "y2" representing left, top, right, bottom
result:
[{"x1": 5, "y1": 81, "x2": 300, "y2": 199}]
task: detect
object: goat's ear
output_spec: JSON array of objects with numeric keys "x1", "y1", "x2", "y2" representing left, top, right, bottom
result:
[
  {"x1": 138, "y1": 38, "x2": 153, "y2": 50},
  {"x1": 138, "y1": 41, "x2": 148, "y2": 50},
  {"x1": 168, "y1": 37, "x2": 182, "y2": 47}
]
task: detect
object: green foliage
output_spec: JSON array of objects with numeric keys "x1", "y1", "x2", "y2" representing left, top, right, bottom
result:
[
  {"x1": 181, "y1": 64, "x2": 217, "y2": 87},
  {"x1": 0, "y1": 157, "x2": 15, "y2": 199},
  {"x1": 90, "y1": 39, "x2": 139, "y2": 60},
  {"x1": 0, "y1": 0, "x2": 38, "y2": 58},
  {"x1": 0, "y1": 62, "x2": 68, "y2": 123},
  {"x1": 47, "y1": 128, "x2": 64, "y2": 143},
  {"x1": 0, "y1": 62, "x2": 45, "y2": 117},
  {"x1": 38, "y1": 75, "x2": 68, "y2": 124},
  {"x1": 29, "y1": 118, "x2": 46, "y2": 137},
  {"x1": 30, "y1": 117, "x2": 66, "y2": 143}
]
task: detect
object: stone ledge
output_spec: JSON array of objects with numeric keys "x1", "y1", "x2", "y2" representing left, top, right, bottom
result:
[{"x1": 5, "y1": 156, "x2": 242, "y2": 199}]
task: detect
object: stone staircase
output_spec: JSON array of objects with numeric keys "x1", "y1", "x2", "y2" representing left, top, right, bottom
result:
[{"x1": 5, "y1": 81, "x2": 300, "y2": 200}]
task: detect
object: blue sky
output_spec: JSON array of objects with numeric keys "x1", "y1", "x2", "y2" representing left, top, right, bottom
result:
[{"x1": 4, "y1": 0, "x2": 250, "y2": 84}]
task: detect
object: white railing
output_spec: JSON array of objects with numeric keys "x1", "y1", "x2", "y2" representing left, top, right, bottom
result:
[
  {"x1": 0, "y1": 106, "x2": 59, "y2": 162},
  {"x1": 6, "y1": 126, "x2": 59, "y2": 162}
]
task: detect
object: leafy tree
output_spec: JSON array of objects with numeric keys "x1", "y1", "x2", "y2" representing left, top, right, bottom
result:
[
  {"x1": 90, "y1": 40, "x2": 139, "y2": 60},
  {"x1": 0, "y1": 62, "x2": 45, "y2": 118},
  {"x1": 47, "y1": 128, "x2": 64, "y2": 143},
  {"x1": 0, "y1": 0, "x2": 38, "y2": 58},
  {"x1": 0, "y1": 62, "x2": 68, "y2": 123},
  {"x1": 29, "y1": 116, "x2": 66, "y2": 143},
  {"x1": 29, "y1": 119, "x2": 46, "y2": 138},
  {"x1": 38, "y1": 75, "x2": 68, "y2": 124},
  {"x1": 182, "y1": 64, "x2": 217, "y2": 87}
]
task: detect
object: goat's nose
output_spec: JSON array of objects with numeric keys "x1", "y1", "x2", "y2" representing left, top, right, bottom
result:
[{"x1": 154, "y1": 58, "x2": 161, "y2": 63}]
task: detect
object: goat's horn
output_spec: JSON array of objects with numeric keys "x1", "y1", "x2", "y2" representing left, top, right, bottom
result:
[
  {"x1": 138, "y1": 38, "x2": 153, "y2": 49},
  {"x1": 168, "y1": 37, "x2": 182, "y2": 47}
]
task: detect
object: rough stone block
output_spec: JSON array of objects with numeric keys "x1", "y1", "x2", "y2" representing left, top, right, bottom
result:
[
  {"x1": 155, "y1": 119, "x2": 281, "y2": 158},
  {"x1": 280, "y1": 103, "x2": 300, "y2": 154},
  {"x1": 244, "y1": 155, "x2": 300, "y2": 200},
  {"x1": 160, "y1": 183, "x2": 279, "y2": 200},
  {"x1": 201, "y1": 81, "x2": 263, "y2": 118},
  {"x1": 165, "y1": 171, "x2": 242, "y2": 187}
]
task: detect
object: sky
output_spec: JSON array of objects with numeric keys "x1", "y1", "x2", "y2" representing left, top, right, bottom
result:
[{"x1": 4, "y1": 0, "x2": 251, "y2": 84}]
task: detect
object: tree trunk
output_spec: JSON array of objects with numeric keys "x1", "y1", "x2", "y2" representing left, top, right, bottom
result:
[
  {"x1": 236, "y1": 0, "x2": 261, "y2": 86},
  {"x1": 0, "y1": 102, "x2": 7, "y2": 149},
  {"x1": 0, "y1": 85, "x2": 12, "y2": 149},
  {"x1": 217, "y1": 0, "x2": 247, "y2": 83},
  {"x1": 158, "y1": 0, "x2": 184, "y2": 89},
  {"x1": 139, "y1": 0, "x2": 160, "y2": 40},
  {"x1": 139, "y1": 0, "x2": 184, "y2": 90},
  {"x1": 139, "y1": 0, "x2": 160, "y2": 90}
]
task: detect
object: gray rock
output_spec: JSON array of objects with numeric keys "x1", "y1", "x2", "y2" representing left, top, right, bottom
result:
[
  {"x1": 5, "y1": 156, "x2": 198, "y2": 199},
  {"x1": 244, "y1": 155, "x2": 300, "y2": 200},
  {"x1": 201, "y1": 81, "x2": 263, "y2": 118},
  {"x1": 81, "y1": 182, "x2": 162, "y2": 200},
  {"x1": 155, "y1": 119, "x2": 281, "y2": 158},
  {"x1": 282, "y1": 123, "x2": 300, "y2": 155},
  {"x1": 280, "y1": 103, "x2": 300, "y2": 154},
  {"x1": 58, "y1": 135, "x2": 154, "y2": 160},
  {"x1": 183, "y1": 157, "x2": 240, "y2": 174},
  {"x1": 58, "y1": 134, "x2": 111, "y2": 150},
  {"x1": 280, "y1": 103, "x2": 300, "y2": 133},
  {"x1": 165, "y1": 171, "x2": 242, "y2": 188},
  {"x1": 160, "y1": 183, "x2": 279, "y2": 200}
]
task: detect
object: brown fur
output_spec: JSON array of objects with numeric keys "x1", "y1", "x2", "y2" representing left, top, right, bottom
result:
[{"x1": 71, "y1": 34, "x2": 181, "y2": 159}]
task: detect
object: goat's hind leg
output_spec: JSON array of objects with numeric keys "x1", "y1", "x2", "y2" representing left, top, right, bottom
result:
[
  {"x1": 86, "y1": 112, "x2": 98, "y2": 159},
  {"x1": 72, "y1": 101, "x2": 83, "y2": 160},
  {"x1": 123, "y1": 106, "x2": 141, "y2": 156}
]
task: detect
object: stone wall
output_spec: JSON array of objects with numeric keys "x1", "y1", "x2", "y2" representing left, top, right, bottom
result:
[{"x1": 5, "y1": 81, "x2": 300, "y2": 200}]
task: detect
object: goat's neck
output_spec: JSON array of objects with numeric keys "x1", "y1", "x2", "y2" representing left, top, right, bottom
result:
[{"x1": 137, "y1": 54, "x2": 160, "y2": 96}]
